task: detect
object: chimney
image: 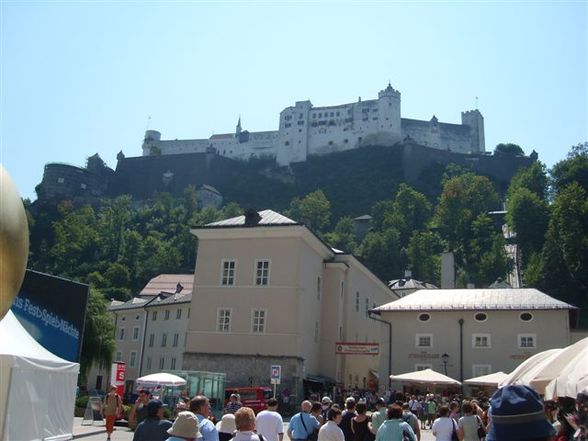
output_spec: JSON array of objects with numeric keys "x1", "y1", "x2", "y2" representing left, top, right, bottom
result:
[
  {"x1": 441, "y1": 252, "x2": 455, "y2": 289},
  {"x1": 244, "y1": 208, "x2": 262, "y2": 227}
]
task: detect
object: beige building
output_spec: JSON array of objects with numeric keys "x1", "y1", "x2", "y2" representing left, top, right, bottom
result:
[
  {"x1": 184, "y1": 209, "x2": 398, "y2": 397},
  {"x1": 372, "y1": 288, "x2": 576, "y2": 384},
  {"x1": 85, "y1": 274, "x2": 193, "y2": 394}
]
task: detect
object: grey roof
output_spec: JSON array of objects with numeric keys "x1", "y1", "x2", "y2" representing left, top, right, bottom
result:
[
  {"x1": 374, "y1": 288, "x2": 576, "y2": 312},
  {"x1": 388, "y1": 278, "x2": 438, "y2": 290},
  {"x1": 354, "y1": 214, "x2": 373, "y2": 221},
  {"x1": 145, "y1": 292, "x2": 192, "y2": 307},
  {"x1": 206, "y1": 209, "x2": 298, "y2": 227},
  {"x1": 108, "y1": 296, "x2": 156, "y2": 311}
]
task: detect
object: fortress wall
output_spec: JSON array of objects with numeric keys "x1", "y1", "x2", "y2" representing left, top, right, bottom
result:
[
  {"x1": 401, "y1": 119, "x2": 473, "y2": 153},
  {"x1": 148, "y1": 139, "x2": 209, "y2": 155}
]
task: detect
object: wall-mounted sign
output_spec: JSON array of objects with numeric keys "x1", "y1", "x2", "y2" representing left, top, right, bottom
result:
[{"x1": 336, "y1": 342, "x2": 379, "y2": 355}]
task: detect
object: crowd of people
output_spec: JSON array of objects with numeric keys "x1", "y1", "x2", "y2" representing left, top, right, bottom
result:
[{"x1": 104, "y1": 386, "x2": 588, "y2": 441}]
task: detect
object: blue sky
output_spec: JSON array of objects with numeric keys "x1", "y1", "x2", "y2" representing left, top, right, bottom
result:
[{"x1": 2, "y1": 1, "x2": 587, "y2": 200}]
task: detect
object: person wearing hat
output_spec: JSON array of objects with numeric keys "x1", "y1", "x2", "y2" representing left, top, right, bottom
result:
[
  {"x1": 167, "y1": 411, "x2": 201, "y2": 441},
  {"x1": 133, "y1": 399, "x2": 173, "y2": 441},
  {"x1": 320, "y1": 397, "x2": 333, "y2": 423},
  {"x1": 486, "y1": 385, "x2": 556, "y2": 441},
  {"x1": 216, "y1": 413, "x2": 237, "y2": 441}
]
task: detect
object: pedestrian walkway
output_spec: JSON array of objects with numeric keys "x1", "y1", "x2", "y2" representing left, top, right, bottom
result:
[{"x1": 72, "y1": 417, "x2": 106, "y2": 439}]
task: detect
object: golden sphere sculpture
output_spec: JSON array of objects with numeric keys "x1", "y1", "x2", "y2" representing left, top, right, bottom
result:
[{"x1": 0, "y1": 165, "x2": 29, "y2": 321}]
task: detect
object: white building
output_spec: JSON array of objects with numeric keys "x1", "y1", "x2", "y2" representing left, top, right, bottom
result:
[
  {"x1": 183, "y1": 209, "x2": 399, "y2": 398},
  {"x1": 372, "y1": 288, "x2": 576, "y2": 384},
  {"x1": 142, "y1": 84, "x2": 485, "y2": 166}
]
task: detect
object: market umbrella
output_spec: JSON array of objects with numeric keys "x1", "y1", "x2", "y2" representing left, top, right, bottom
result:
[
  {"x1": 543, "y1": 337, "x2": 588, "y2": 399},
  {"x1": 136, "y1": 372, "x2": 187, "y2": 387},
  {"x1": 389, "y1": 368, "x2": 461, "y2": 385},
  {"x1": 499, "y1": 348, "x2": 561, "y2": 388},
  {"x1": 464, "y1": 371, "x2": 508, "y2": 387}
]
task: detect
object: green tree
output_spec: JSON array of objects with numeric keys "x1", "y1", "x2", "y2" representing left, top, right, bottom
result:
[
  {"x1": 383, "y1": 184, "x2": 431, "y2": 245},
  {"x1": 324, "y1": 216, "x2": 357, "y2": 254},
  {"x1": 358, "y1": 229, "x2": 404, "y2": 281},
  {"x1": 508, "y1": 161, "x2": 549, "y2": 201},
  {"x1": 506, "y1": 188, "x2": 549, "y2": 262},
  {"x1": 80, "y1": 290, "x2": 115, "y2": 385},
  {"x1": 550, "y1": 142, "x2": 588, "y2": 194},
  {"x1": 406, "y1": 231, "x2": 442, "y2": 285},
  {"x1": 494, "y1": 143, "x2": 525, "y2": 156},
  {"x1": 285, "y1": 190, "x2": 331, "y2": 233}
]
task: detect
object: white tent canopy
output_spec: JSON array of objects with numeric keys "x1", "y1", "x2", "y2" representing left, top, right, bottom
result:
[
  {"x1": 464, "y1": 371, "x2": 508, "y2": 387},
  {"x1": 499, "y1": 348, "x2": 562, "y2": 389},
  {"x1": 0, "y1": 310, "x2": 79, "y2": 441},
  {"x1": 543, "y1": 337, "x2": 588, "y2": 399},
  {"x1": 390, "y1": 368, "x2": 461, "y2": 385},
  {"x1": 136, "y1": 372, "x2": 187, "y2": 387}
]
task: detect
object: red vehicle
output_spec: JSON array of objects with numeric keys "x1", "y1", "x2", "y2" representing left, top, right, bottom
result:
[{"x1": 224, "y1": 387, "x2": 273, "y2": 414}]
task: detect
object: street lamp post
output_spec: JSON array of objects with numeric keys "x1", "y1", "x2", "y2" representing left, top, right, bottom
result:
[{"x1": 441, "y1": 353, "x2": 449, "y2": 376}]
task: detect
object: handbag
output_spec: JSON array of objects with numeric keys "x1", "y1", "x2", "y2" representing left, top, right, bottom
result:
[
  {"x1": 451, "y1": 419, "x2": 459, "y2": 441},
  {"x1": 476, "y1": 415, "x2": 486, "y2": 439}
]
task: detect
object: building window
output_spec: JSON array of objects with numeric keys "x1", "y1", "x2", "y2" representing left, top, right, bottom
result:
[
  {"x1": 474, "y1": 312, "x2": 488, "y2": 322},
  {"x1": 518, "y1": 334, "x2": 536, "y2": 348},
  {"x1": 164, "y1": 309, "x2": 170, "y2": 320},
  {"x1": 149, "y1": 333, "x2": 154, "y2": 347},
  {"x1": 217, "y1": 309, "x2": 232, "y2": 332},
  {"x1": 118, "y1": 328, "x2": 125, "y2": 341},
  {"x1": 132, "y1": 327, "x2": 140, "y2": 341},
  {"x1": 152, "y1": 311, "x2": 157, "y2": 321},
  {"x1": 415, "y1": 364, "x2": 432, "y2": 371},
  {"x1": 473, "y1": 365, "x2": 492, "y2": 377},
  {"x1": 161, "y1": 333, "x2": 167, "y2": 347},
  {"x1": 519, "y1": 312, "x2": 534, "y2": 322},
  {"x1": 121, "y1": 316, "x2": 126, "y2": 321},
  {"x1": 355, "y1": 292, "x2": 360, "y2": 312},
  {"x1": 418, "y1": 313, "x2": 431, "y2": 322},
  {"x1": 314, "y1": 321, "x2": 319, "y2": 343},
  {"x1": 255, "y1": 260, "x2": 270, "y2": 286},
  {"x1": 472, "y1": 334, "x2": 491, "y2": 348},
  {"x1": 187, "y1": 308, "x2": 190, "y2": 319},
  {"x1": 317, "y1": 277, "x2": 321, "y2": 300},
  {"x1": 129, "y1": 351, "x2": 137, "y2": 368},
  {"x1": 252, "y1": 309, "x2": 266, "y2": 333},
  {"x1": 159, "y1": 357, "x2": 165, "y2": 370},
  {"x1": 184, "y1": 332, "x2": 187, "y2": 347},
  {"x1": 115, "y1": 351, "x2": 122, "y2": 362},
  {"x1": 416, "y1": 334, "x2": 433, "y2": 348},
  {"x1": 176, "y1": 309, "x2": 182, "y2": 319},
  {"x1": 171, "y1": 358, "x2": 176, "y2": 370},
  {"x1": 173, "y1": 333, "x2": 179, "y2": 347},
  {"x1": 57, "y1": 177, "x2": 64, "y2": 183},
  {"x1": 146, "y1": 357, "x2": 152, "y2": 370},
  {"x1": 221, "y1": 260, "x2": 236, "y2": 286}
]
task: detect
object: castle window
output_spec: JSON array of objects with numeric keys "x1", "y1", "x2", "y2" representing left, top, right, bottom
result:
[
  {"x1": 299, "y1": 113, "x2": 303, "y2": 119},
  {"x1": 319, "y1": 113, "x2": 322, "y2": 117},
  {"x1": 344, "y1": 139, "x2": 348, "y2": 143},
  {"x1": 372, "y1": 117, "x2": 379, "y2": 121},
  {"x1": 284, "y1": 141, "x2": 289, "y2": 146},
  {"x1": 285, "y1": 123, "x2": 291, "y2": 128},
  {"x1": 80, "y1": 183, "x2": 87, "y2": 189},
  {"x1": 312, "y1": 114, "x2": 316, "y2": 119},
  {"x1": 362, "y1": 117, "x2": 368, "y2": 122},
  {"x1": 299, "y1": 129, "x2": 302, "y2": 133},
  {"x1": 329, "y1": 141, "x2": 333, "y2": 145},
  {"x1": 57, "y1": 177, "x2": 64, "y2": 184},
  {"x1": 330, "y1": 112, "x2": 334, "y2": 117},
  {"x1": 298, "y1": 120, "x2": 304, "y2": 125},
  {"x1": 336, "y1": 111, "x2": 340, "y2": 116}
]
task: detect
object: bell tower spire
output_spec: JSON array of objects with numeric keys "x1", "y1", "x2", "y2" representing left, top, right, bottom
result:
[{"x1": 235, "y1": 115, "x2": 242, "y2": 136}]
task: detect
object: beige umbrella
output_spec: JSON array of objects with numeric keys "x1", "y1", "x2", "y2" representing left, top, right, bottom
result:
[
  {"x1": 543, "y1": 337, "x2": 588, "y2": 399},
  {"x1": 500, "y1": 348, "x2": 561, "y2": 388},
  {"x1": 464, "y1": 371, "x2": 508, "y2": 387},
  {"x1": 390, "y1": 368, "x2": 461, "y2": 385}
]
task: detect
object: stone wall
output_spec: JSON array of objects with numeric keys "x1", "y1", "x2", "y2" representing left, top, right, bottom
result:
[{"x1": 182, "y1": 352, "x2": 305, "y2": 398}]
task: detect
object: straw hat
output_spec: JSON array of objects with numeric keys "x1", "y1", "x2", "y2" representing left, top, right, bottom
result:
[
  {"x1": 168, "y1": 411, "x2": 201, "y2": 439},
  {"x1": 216, "y1": 413, "x2": 237, "y2": 434}
]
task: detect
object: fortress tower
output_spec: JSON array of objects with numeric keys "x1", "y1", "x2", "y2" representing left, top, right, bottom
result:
[{"x1": 461, "y1": 109, "x2": 485, "y2": 153}]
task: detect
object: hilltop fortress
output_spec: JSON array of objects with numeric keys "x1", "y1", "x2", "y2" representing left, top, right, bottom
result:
[{"x1": 142, "y1": 83, "x2": 485, "y2": 166}]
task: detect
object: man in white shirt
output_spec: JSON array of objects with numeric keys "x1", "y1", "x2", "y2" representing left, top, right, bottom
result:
[{"x1": 255, "y1": 398, "x2": 284, "y2": 441}]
